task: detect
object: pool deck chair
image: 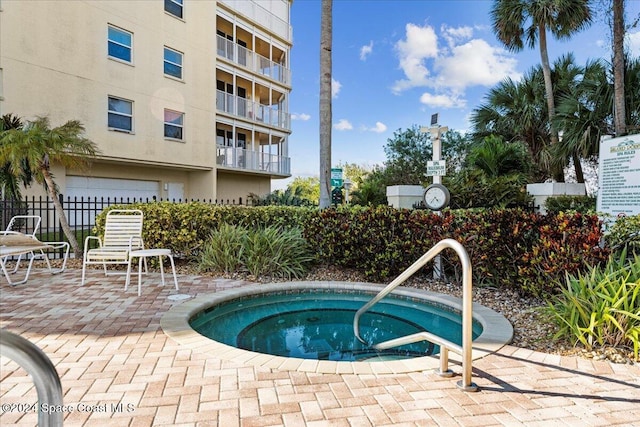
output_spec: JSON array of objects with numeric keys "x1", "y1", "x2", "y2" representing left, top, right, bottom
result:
[
  {"x1": 1, "y1": 215, "x2": 70, "y2": 285},
  {"x1": 81, "y1": 209, "x2": 145, "y2": 286}
]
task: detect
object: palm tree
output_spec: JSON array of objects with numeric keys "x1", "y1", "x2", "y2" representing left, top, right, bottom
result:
[
  {"x1": 467, "y1": 135, "x2": 531, "y2": 178},
  {"x1": 470, "y1": 67, "x2": 549, "y2": 181},
  {"x1": 447, "y1": 135, "x2": 533, "y2": 209},
  {"x1": 612, "y1": 0, "x2": 626, "y2": 136},
  {"x1": 491, "y1": 0, "x2": 592, "y2": 181},
  {"x1": 624, "y1": 56, "x2": 640, "y2": 130},
  {"x1": 553, "y1": 58, "x2": 612, "y2": 183},
  {"x1": 319, "y1": 0, "x2": 332, "y2": 209},
  {"x1": 0, "y1": 117, "x2": 99, "y2": 257},
  {"x1": 553, "y1": 55, "x2": 640, "y2": 182},
  {"x1": 0, "y1": 114, "x2": 32, "y2": 200}
]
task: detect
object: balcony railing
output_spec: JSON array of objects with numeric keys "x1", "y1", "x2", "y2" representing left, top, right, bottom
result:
[
  {"x1": 216, "y1": 90, "x2": 291, "y2": 130},
  {"x1": 217, "y1": 146, "x2": 290, "y2": 176},
  {"x1": 216, "y1": 35, "x2": 291, "y2": 86}
]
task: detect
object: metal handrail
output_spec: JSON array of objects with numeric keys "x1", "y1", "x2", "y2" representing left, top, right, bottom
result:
[
  {"x1": 0, "y1": 329, "x2": 64, "y2": 426},
  {"x1": 353, "y1": 238, "x2": 478, "y2": 391}
]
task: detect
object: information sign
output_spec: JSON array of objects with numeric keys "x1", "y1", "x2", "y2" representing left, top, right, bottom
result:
[
  {"x1": 427, "y1": 160, "x2": 447, "y2": 177},
  {"x1": 597, "y1": 134, "x2": 640, "y2": 217},
  {"x1": 331, "y1": 168, "x2": 343, "y2": 187}
]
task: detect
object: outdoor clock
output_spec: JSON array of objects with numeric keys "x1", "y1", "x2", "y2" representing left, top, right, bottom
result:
[{"x1": 423, "y1": 184, "x2": 450, "y2": 211}]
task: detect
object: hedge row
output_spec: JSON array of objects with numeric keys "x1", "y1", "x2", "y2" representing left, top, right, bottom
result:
[
  {"x1": 94, "y1": 202, "x2": 314, "y2": 258},
  {"x1": 304, "y1": 206, "x2": 610, "y2": 296},
  {"x1": 94, "y1": 203, "x2": 610, "y2": 296}
]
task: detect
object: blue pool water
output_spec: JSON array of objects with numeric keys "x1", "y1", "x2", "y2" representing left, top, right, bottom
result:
[{"x1": 190, "y1": 290, "x2": 482, "y2": 362}]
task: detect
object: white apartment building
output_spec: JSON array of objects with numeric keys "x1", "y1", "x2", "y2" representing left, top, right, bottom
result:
[{"x1": 0, "y1": 0, "x2": 292, "y2": 202}]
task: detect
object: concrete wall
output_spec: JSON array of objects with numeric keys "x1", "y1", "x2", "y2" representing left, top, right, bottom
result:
[{"x1": 216, "y1": 172, "x2": 271, "y2": 203}]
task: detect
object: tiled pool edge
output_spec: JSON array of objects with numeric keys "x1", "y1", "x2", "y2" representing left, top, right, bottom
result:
[{"x1": 160, "y1": 281, "x2": 514, "y2": 374}]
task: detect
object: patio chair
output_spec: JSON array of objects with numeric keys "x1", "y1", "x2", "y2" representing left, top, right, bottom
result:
[
  {"x1": 1, "y1": 215, "x2": 70, "y2": 279},
  {"x1": 81, "y1": 209, "x2": 145, "y2": 286}
]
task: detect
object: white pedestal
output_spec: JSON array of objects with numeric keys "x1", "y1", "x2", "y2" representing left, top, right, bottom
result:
[
  {"x1": 526, "y1": 183, "x2": 586, "y2": 214},
  {"x1": 386, "y1": 185, "x2": 425, "y2": 209}
]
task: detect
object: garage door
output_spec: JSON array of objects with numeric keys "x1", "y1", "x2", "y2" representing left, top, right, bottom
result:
[
  {"x1": 66, "y1": 177, "x2": 159, "y2": 201},
  {"x1": 65, "y1": 177, "x2": 160, "y2": 226}
]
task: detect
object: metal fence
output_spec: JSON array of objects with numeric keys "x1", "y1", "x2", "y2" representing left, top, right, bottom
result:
[{"x1": 1, "y1": 195, "x2": 246, "y2": 258}]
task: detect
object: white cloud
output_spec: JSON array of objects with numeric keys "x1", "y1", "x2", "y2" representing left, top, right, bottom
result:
[
  {"x1": 628, "y1": 30, "x2": 640, "y2": 57},
  {"x1": 291, "y1": 113, "x2": 311, "y2": 121},
  {"x1": 419, "y1": 92, "x2": 465, "y2": 109},
  {"x1": 441, "y1": 24, "x2": 473, "y2": 48},
  {"x1": 434, "y1": 39, "x2": 521, "y2": 90},
  {"x1": 363, "y1": 122, "x2": 388, "y2": 133},
  {"x1": 334, "y1": 119, "x2": 353, "y2": 131},
  {"x1": 392, "y1": 23, "x2": 438, "y2": 93},
  {"x1": 360, "y1": 41, "x2": 374, "y2": 60},
  {"x1": 332, "y1": 78, "x2": 342, "y2": 98},
  {"x1": 392, "y1": 23, "x2": 520, "y2": 109}
]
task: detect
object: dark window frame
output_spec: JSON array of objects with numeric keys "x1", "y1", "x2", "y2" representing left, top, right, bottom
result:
[
  {"x1": 108, "y1": 96, "x2": 133, "y2": 132},
  {"x1": 164, "y1": 109, "x2": 184, "y2": 141},
  {"x1": 165, "y1": 0, "x2": 183, "y2": 19}
]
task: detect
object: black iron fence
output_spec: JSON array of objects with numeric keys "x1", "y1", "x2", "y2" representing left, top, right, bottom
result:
[{"x1": 1, "y1": 195, "x2": 245, "y2": 258}]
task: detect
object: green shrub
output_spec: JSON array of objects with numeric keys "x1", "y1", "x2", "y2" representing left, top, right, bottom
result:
[
  {"x1": 544, "y1": 195, "x2": 596, "y2": 214},
  {"x1": 243, "y1": 226, "x2": 314, "y2": 278},
  {"x1": 606, "y1": 214, "x2": 640, "y2": 256},
  {"x1": 198, "y1": 223, "x2": 247, "y2": 273},
  {"x1": 305, "y1": 206, "x2": 609, "y2": 295},
  {"x1": 304, "y1": 205, "x2": 444, "y2": 280},
  {"x1": 518, "y1": 211, "x2": 609, "y2": 296},
  {"x1": 94, "y1": 203, "x2": 314, "y2": 258},
  {"x1": 198, "y1": 225, "x2": 314, "y2": 279},
  {"x1": 545, "y1": 250, "x2": 640, "y2": 361}
]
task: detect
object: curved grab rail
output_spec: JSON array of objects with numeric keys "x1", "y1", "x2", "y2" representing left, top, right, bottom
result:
[
  {"x1": 353, "y1": 238, "x2": 477, "y2": 391},
  {"x1": 0, "y1": 329, "x2": 64, "y2": 426}
]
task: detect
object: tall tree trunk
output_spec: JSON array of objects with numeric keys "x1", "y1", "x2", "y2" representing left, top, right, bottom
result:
[
  {"x1": 572, "y1": 153, "x2": 585, "y2": 184},
  {"x1": 538, "y1": 24, "x2": 564, "y2": 182},
  {"x1": 613, "y1": 0, "x2": 627, "y2": 136},
  {"x1": 42, "y1": 168, "x2": 81, "y2": 257},
  {"x1": 319, "y1": 0, "x2": 332, "y2": 209}
]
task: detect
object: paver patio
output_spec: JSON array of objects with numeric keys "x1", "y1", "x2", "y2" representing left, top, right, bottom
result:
[{"x1": 1, "y1": 267, "x2": 639, "y2": 426}]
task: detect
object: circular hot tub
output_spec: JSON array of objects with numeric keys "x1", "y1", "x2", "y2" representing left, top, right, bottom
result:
[{"x1": 161, "y1": 282, "x2": 513, "y2": 374}]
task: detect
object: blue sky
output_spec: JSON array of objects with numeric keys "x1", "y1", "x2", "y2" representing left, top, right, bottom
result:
[{"x1": 275, "y1": 0, "x2": 640, "y2": 189}]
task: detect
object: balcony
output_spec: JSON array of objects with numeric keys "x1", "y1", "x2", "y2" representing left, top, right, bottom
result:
[
  {"x1": 216, "y1": 90, "x2": 291, "y2": 131},
  {"x1": 217, "y1": 35, "x2": 291, "y2": 86},
  {"x1": 217, "y1": 146, "x2": 290, "y2": 176}
]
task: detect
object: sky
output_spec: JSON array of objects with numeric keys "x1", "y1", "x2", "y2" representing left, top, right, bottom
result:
[{"x1": 273, "y1": 0, "x2": 640, "y2": 189}]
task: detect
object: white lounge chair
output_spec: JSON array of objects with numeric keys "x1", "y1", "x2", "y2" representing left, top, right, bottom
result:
[
  {"x1": 81, "y1": 209, "x2": 145, "y2": 286},
  {"x1": 1, "y1": 215, "x2": 70, "y2": 285}
]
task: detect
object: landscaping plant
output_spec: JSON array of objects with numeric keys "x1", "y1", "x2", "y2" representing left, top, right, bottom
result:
[
  {"x1": 545, "y1": 250, "x2": 640, "y2": 361},
  {"x1": 606, "y1": 214, "x2": 640, "y2": 257},
  {"x1": 198, "y1": 223, "x2": 247, "y2": 274},
  {"x1": 198, "y1": 224, "x2": 314, "y2": 279}
]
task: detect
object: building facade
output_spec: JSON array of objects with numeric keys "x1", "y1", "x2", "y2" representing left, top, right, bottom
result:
[{"x1": 0, "y1": 0, "x2": 292, "y2": 202}]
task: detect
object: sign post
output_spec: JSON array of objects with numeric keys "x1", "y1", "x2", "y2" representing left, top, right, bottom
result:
[{"x1": 420, "y1": 114, "x2": 448, "y2": 280}]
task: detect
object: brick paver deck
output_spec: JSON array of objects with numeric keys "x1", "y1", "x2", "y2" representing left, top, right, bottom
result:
[{"x1": 1, "y1": 267, "x2": 639, "y2": 426}]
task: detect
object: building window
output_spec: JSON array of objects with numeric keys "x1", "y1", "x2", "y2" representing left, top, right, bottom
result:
[
  {"x1": 165, "y1": 0, "x2": 183, "y2": 19},
  {"x1": 108, "y1": 96, "x2": 133, "y2": 132},
  {"x1": 164, "y1": 47, "x2": 183, "y2": 79},
  {"x1": 164, "y1": 109, "x2": 184, "y2": 140},
  {"x1": 108, "y1": 25, "x2": 132, "y2": 63}
]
